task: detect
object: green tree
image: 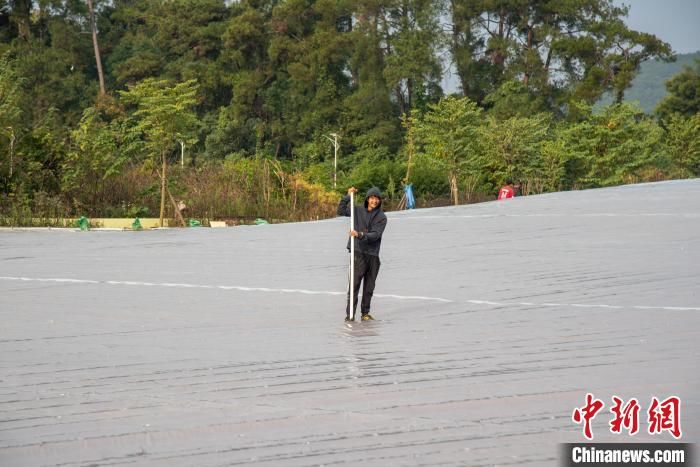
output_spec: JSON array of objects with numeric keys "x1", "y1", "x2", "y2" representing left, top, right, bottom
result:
[
  {"x1": 61, "y1": 104, "x2": 132, "y2": 213},
  {"x1": 537, "y1": 138, "x2": 568, "y2": 193},
  {"x1": 559, "y1": 102, "x2": 665, "y2": 187},
  {"x1": 449, "y1": 0, "x2": 672, "y2": 109},
  {"x1": 120, "y1": 78, "x2": 199, "y2": 226},
  {"x1": 482, "y1": 113, "x2": 552, "y2": 192},
  {"x1": 448, "y1": 0, "x2": 494, "y2": 102},
  {"x1": 4, "y1": 0, "x2": 32, "y2": 40},
  {"x1": 343, "y1": 31, "x2": 399, "y2": 155},
  {"x1": 266, "y1": 0, "x2": 353, "y2": 157},
  {"x1": 0, "y1": 2, "x2": 105, "y2": 204},
  {"x1": 0, "y1": 52, "x2": 22, "y2": 185},
  {"x1": 204, "y1": 2, "x2": 270, "y2": 158},
  {"x1": 655, "y1": 61, "x2": 700, "y2": 121},
  {"x1": 343, "y1": 2, "x2": 401, "y2": 155},
  {"x1": 106, "y1": 1, "x2": 229, "y2": 97},
  {"x1": 380, "y1": 0, "x2": 445, "y2": 115},
  {"x1": 483, "y1": 80, "x2": 550, "y2": 119},
  {"x1": 664, "y1": 113, "x2": 700, "y2": 178},
  {"x1": 413, "y1": 96, "x2": 483, "y2": 204}
]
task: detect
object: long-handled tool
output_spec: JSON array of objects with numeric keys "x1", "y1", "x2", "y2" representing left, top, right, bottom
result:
[{"x1": 349, "y1": 191, "x2": 355, "y2": 320}]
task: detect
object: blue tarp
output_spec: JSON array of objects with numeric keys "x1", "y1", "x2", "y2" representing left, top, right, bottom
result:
[{"x1": 404, "y1": 184, "x2": 415, "y2": 209}]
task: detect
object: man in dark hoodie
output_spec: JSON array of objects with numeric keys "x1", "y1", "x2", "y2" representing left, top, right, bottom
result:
[{"x1": 337, "y1": 186, "x2": 388, "y2": 322}]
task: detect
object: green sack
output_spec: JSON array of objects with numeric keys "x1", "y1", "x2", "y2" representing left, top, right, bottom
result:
[
  {"x1": 254, "y1": 218, "x2": 269, "y2": 225},
  {"x1": 188, "y1": 219, "x2": 201, "y2": 227},
  {"x1": 132, "y1": 218, "x2": 143, "y2": 230},
  {"x1": 77, "y1": 216, "x2": 89, "y2": 231}
]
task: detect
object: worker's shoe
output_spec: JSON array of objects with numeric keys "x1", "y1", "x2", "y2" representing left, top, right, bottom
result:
[
  {"x1": 345, "y1": 316, "x2": 355, "y2": 322},
  {"x1": 361, "y1": 314, "x2": 374, "y2": 321}
]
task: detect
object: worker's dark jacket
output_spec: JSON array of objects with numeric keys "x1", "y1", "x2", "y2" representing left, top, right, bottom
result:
[{"x1": 337, "y1": 187, "x2": 388, "y2": 256}]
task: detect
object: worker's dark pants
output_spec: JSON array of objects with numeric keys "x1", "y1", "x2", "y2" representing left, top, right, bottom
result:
[{"x1": 346, "y1": 252, "x2": 381, "y2": 317}]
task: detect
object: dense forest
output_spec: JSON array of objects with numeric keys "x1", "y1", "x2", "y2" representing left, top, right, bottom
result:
[{"x1": 1, "y1": 0, "x2": 699, "y2": 226}]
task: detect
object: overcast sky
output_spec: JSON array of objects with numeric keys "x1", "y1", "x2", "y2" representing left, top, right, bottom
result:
[{"x1": 616, "y1": 0, "x2": 700, "y2": 54}]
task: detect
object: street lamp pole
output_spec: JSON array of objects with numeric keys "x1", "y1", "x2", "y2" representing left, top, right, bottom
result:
[{"x1": 323, "y1": 133, "x2": 339, "y2": 188}]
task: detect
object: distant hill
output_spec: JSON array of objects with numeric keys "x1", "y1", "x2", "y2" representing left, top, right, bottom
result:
[{"x1": 598, "y1": 51, "x2": 700, "y2": 113}]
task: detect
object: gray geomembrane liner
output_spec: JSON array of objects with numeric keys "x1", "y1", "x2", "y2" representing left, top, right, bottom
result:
[{"x1": 1, "y1": 179, "x2": 698, "y2": 466}]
